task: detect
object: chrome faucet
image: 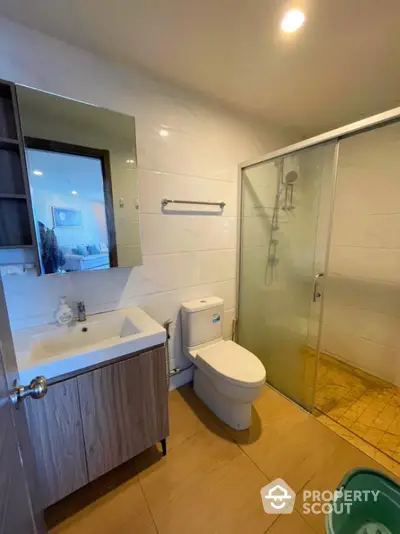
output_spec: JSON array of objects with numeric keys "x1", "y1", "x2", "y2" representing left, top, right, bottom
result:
[{"x1": 77, "y1": 301, "x2": 86, "y2": 322}]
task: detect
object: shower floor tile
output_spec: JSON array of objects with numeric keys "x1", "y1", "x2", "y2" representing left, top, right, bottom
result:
[{"x1": 314, "y1": 353, "x2": 400, "y2": 466}]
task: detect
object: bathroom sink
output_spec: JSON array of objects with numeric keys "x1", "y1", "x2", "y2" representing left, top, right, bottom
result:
[
  {"x1": 14, "y1": 307, "x2": 166, "y2": 383},
  {"x1": 33, "y1": 315, "x2": 141, "y2": 358}
]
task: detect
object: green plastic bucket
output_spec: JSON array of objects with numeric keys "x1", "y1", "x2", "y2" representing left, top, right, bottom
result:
[{"x1": 326, "y1": 468, "x2": 400, "y2": 534}]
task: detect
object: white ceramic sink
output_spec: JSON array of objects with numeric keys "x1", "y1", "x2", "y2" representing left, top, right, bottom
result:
[
  {"x1": 33, "y1": 315, "x2": 141, "y2": 359},
  {"x1": 14, "y1": 307, "x2": 166, "y2": 383}
]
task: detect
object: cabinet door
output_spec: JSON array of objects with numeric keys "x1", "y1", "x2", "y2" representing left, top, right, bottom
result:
[
  {"x1": 25, "y1": 378, "x2": 88, "y2": 508},
  {"x1": 78, "y1": 347, "x2": 169, "y2": 481}
]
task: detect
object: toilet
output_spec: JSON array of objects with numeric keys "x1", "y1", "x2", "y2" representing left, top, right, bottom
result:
[{"x1": 181, "y1": 297, "x2": 266, "y2": 430}]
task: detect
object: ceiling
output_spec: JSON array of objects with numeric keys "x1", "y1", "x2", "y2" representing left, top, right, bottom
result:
[{"x1": 1, "y1": 0, "x2": 400, "y2": 136}]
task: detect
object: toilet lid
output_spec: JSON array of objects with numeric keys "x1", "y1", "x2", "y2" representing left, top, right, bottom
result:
[{"x1": 196, "y1": 341, "x2": 266, "y2": 388}]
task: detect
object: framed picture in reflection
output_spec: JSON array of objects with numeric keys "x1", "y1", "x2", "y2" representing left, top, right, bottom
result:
[{"x1": 52, "y1": 207, "x2": 82, "y2": 227}]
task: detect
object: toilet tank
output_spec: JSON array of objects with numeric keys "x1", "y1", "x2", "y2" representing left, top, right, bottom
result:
[{"x1": 181, "y1": 297, "x2": 224, "y2": 349}]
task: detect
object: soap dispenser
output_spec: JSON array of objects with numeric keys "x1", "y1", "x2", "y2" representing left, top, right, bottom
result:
[{"x1": 55, "y1": 296, "x2": 74, "y2": 326}]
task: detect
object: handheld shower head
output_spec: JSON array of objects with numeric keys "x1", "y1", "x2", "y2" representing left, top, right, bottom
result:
[{"x1": 284, "y1": 170, "x2": 298, "y2": 185}]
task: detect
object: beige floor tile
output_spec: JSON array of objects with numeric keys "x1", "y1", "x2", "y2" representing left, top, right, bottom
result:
[
  {"x1": 363, "y1": 428, "x2": 385, "y2": 446},
  {"x1": 266, "y1": 510, "x2": 316, "y2": 534},
  {"x1": 357, "y1": 410, "x2": 379, "y2": 426},
  {"x1": 373, "y1": 417, "x2": 393, "y2": 432},
  {"x1": 340, "y1": 409, "x2": 360, "y2": 423},
  {"x1": 388, "y1": 417, "x2": 400, "y2": 436},
  {"x1": 356, "y1": 441, "x2": 380, "y2": 461},
  {"x1": 390, "y1": 396, "x2": 400, "y2": 407},
  {"x1": 382, "y1": 404, "x2": 398, "y2": 419},
  {"x1": 332, "y1": 398, "x2": 353, "y2": 410},
  {"x1": 47, "y1": 382, "x2": 400, "y2": 534},
  {"x1": 48, "y1": 461, "x2": 155, "y2": 534},
  {"x1": 338, "y1": 415, "x2": 357, "y2": 428},
  {"x1": 314, "y1": 413, "x2": 335, "y2": 427},
  {"x1": 296, "y1": 442, "x2": 384, "y2": 533},
  {"x1": 139, "y1": 437, "x2": 274, "y2": 534},
  {"x1": 351, "y1": 421, "x2": 369, "y2": 438},
  {"x1": 240, "y1": 410, "x2": 343, "y2": 493},
  {"x1": 367, "y1": 400, "x2": 387, "y2": 415},
  {"x1": 166, "y1": 385, "x2": 213, "y2": 450},
  {"x1": 316, "y1": 415, "x2": 350, "y2": 436},
  {"x1": 136, "y1": 423, "x2": 240, "y2": 514},
  {"x1": 372, "y1": 449, "x2": 400, "y2": 474},
  {"x1": 390, "y1": 460, "x2": 400, "y2": 477},
  {"x1": 253, "y1": 385, "x2": 309, "y2": 425},
  {"x1": 329, "y1": 424, "x2": 355, "y2": 442},
  {"x1": 350, "y1": 402, "x2": 368, "y2": 416},
  {"x1": 344, "y1": 391, "x2": 363, "y2": 403},
  {"x1": 337, "y1": 431, "x2": 365, "y2": 448},
  {"x1": 221, "y1": 386, "x2": 310, "y2": 451},
  {"x1": 327, "y1": 406, "x2": 348, "y2": 421},
  {"x1": 315, "y1": 353, "x2": 400, "y2": 464},
  {"x1": 379, "y1": 433, "x2": 399, "y2": 453}
]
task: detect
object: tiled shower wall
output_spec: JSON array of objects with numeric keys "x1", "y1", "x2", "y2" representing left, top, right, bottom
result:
[
  {"x1": 0, "y1": 17, "x2": 294, "y2": 387},
  {"x1": 321, "y1": 122, "x2": 400, "y2": 386}
]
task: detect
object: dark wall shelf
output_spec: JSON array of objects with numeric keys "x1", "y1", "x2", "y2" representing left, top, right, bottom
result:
[
  {"x1": 0, "y1": 137, "x2": 19, "y2": 150},
  {"x1": 0, "y1": 193, "x2": 27, "y2": 199},
  {"x1": 0, "y1": 79, "x2": 40, "y2": 271},
  {"x1": 0, "y1": 244, "x2": 34, "y2": 250},
  {"x1": 0, "y1": 198, "x2": 32, "y2": 247},
  {"x1": 0, "y1": 148, "x2": 26, "y2": 195},
  {"x1": 0, "y1": 84, "x2": 17, "y2": 140}
]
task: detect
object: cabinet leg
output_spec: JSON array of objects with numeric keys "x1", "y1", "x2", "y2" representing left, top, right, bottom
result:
[{"x1": 161, "y1": 438, "x2": 167, "y2": 456}]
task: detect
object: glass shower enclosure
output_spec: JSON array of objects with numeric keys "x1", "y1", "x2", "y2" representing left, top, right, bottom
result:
[
  {"x1": 237, "y1": 107, "x2": 400, "y2": 413},
  {"x1": 238, "y1": 142, "x2": 337, "y2": 411}
]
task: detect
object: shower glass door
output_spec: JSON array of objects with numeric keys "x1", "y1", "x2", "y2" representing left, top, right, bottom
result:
[{"x1": 237, "y1": 141, "x2": 337, "y2": 411}]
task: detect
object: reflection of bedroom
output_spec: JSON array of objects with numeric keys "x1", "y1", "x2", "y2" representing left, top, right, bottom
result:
[{"x1": 27, "y1": 148, "x2": 110, "y2": 273}]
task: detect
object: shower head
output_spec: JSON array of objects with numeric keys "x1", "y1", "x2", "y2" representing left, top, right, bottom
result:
[{"x1": 284, "y1": 170, "x2": 298, "y2": 185}]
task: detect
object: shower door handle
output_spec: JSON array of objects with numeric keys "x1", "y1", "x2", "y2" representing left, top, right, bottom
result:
[{"x1": 312, "y1": 272, "x2": 324, "y2": 302}]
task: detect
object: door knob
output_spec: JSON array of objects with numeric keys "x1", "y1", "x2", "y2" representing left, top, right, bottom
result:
[{"x1": 10, "y1": 376, "x2": 48, "y2": 408}]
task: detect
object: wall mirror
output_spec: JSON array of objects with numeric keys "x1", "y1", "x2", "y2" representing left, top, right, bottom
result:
[{"x1": 16, "y1": 85, "x2": 141, "y2": 275}]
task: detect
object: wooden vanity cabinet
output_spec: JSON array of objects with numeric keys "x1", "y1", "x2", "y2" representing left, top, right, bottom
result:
[
  {"x1": 77, "y1": 346, "x2": 169, "y2": 480},
  {"x1": 24, "y1": 377, "x2": 88, "y2": 508},
  {"x1": 24, "y1": 345, "x2": 169, "y2": 507}
]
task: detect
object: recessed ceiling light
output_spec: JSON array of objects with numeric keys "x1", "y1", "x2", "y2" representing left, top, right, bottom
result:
[
  {"x1": 71, "y1": 190, "x2": 78, "y2": 195},
  {"x1": 126, "y1": 159, "x2": 135, "y2": 164},
  {"x1": 281, "y1": 9, "x2": 305, "y2": 33},
  {"x1": 33, "y1": 169, "x2": 43, "y2": 176},
  {"x1": 159, "y1": 129, "x2": 169, "y2": 137}
]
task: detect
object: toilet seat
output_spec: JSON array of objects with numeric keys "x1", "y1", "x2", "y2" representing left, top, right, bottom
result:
[{"x1": 195, "y1": 340, "x2": 266, "y2": 389}]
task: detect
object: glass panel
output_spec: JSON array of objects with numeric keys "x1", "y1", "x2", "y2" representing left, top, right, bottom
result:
[
  {"x1": 238, "y1": 141, "x2": 336, "y2": 410},
  {"x1": 317, "y1": 121, "x2": 400, "y2": 460}
]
